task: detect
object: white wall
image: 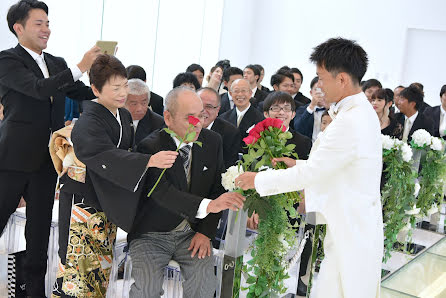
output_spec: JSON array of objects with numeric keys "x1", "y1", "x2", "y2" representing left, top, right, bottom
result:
[
  {"x1": 219, "y1": 0, "x2": 446, "y2": 106},
  {"x1": 0, "y1": 0, "x2": 224, "y2": 98}
]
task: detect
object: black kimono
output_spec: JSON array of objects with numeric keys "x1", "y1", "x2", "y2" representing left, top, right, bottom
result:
[{"x1": 53, "y1": 100, "x2": 150, "y2": 298}]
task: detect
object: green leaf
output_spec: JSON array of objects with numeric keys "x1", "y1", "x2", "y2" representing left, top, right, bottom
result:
[
  {"x1": 194, "y1": 141, "x2": 203, "y2": 147},
  {"x1": 285, "y1": 144, "x2": 296, "y2": 151},
  {"x1": 185, "y1": 131, "x2": 196, "y2": 142},
  {"x1": 163, "y1": 128, "x2": 178, "y2": 138},
  {"x1": 246, "y1": 275, "x2": 257, "y2": 284}
]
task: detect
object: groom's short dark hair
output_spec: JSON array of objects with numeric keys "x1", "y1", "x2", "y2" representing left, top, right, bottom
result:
[{"x1": 310, "y1": 37, "x2": 368, "y2": 85}]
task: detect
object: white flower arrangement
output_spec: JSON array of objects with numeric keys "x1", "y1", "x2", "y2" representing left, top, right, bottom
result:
[
  {"x1": 221, "y1": 165, "x2": 244, "y2": 191},
  {"x1": 430, "y1": 137, "x2": 443, "y2": 151},
  {"x1": 400, "y1": 143, "x2": 413, "y2": 162},
  {"x1": 411, "y1": 129, "x2": 432, "y2": 148},
  {"x1": 382, "y1": 135, "x2": 394, "y2": 150},
  {"x1": 414, "y1": 182, "x2": 420, "y2": 198},
  {"x1": 404, "y1": 204, "x2": 421, "y2": 215}
]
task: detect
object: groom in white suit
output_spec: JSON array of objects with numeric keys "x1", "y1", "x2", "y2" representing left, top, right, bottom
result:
[{"x1": 236, "y1": 38, "x2": 383, "y2": 298}]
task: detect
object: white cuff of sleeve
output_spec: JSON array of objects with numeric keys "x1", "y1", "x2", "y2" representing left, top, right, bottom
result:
[
  {"x1": 196, "y1": 199, "x2": 212, "y2": 219},
  {"x1": 306, "y1": 106, "x2": 315, "y2": 114},
  {"x1": 70, "y1": 65, "x2": 83, "y2": 82}
]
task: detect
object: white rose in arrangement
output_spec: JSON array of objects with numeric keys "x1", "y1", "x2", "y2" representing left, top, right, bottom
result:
[
  {"x1": 405, "y1": 204, "x2": 420, "y2": 215},
  {"x1": 382, "y1": 135, "x2": 395, "y2": 150},
  {"x1": 400, "y1": 143, "x2": 413, "y2": 162},
  {"x1": 411, "y1": 129, "x2": 432, "y2": 147},
  {"x1": 413, "y1": 182, "x2": 420, "y2": 198},
  {"x1": 430, "y1": 137, "x2": 443, "y2": 151},
  {"x1": 278, "y1": 234, "x2": 290, "y2": 251},
  {"x1": 221, "y1": 165, "x2": 244, "y2": 191}
]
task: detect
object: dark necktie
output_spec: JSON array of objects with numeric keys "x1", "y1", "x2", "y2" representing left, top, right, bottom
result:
[{"x1": 179, "y1": 145, "x2": 191, "y2": 177}]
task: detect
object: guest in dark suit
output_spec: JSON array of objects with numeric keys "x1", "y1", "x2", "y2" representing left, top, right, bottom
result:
[
  {"x1": 396, "y1": 85, "x2": 434, "y2": 142},
  {"x1": 254, "y1": 64, "x2": 271, "y2": 92},
  {"x1": 290, "y1": 67, "x2": 311, "y2": 106},
  {"x1": 219, "y1": 79, "x2": 265, "y2": 142},
  {"x1": 219, "y1": 66, "x2": 243, "y2": 115},
  {"x1": 126, "y1": 64, "x2": 165, "y2": 116},
  {"x1": 130, "y1": 87, "x2": 245, "y2": 297},
  {"x1": 0, "y1": 1, "x2": 100, "y2": 295},
  {"x1": 198, "y1": 87, "x2": 240, "y2": 168},
  {"x1": 409, "y1": 82, "x2": 431, "y2": 113},
  {"x1": 173, "y1": 71, "x2": 201, "y2": 90},
  {"x1": 244, "y1": 64, "x2": 268, "y2": 105},
  {"x1": 294, "y1": 77, "x2": 331, "y2": 142},
  {"x1": 424, "y1": 84, "x2": 446, "y2": 140},
  {"x1": 125, "y1": 79, "x2": 165, "y2": 145}
]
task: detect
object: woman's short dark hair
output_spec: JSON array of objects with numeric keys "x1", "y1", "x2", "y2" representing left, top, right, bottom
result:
[
  {"x1": 186, "y1": 63, "x2": 205, "y2": 75},
  {"x1": 262, "y1": 91, "x2": 296, "y2": 112},
  {"x1": 371, "y1": 88, "x2": 393, "y2": 104},
  {"x1": 440, "y1": 85, "x2": 446, "y2": 97},
  {"x1": 173, "y1": 72, "x2": 200, "y2": 90},
  {"x1": 89, "y1": 54, "x2": 127, "y2": 92},
  {"x1": 310, "y1": 37, "x2": 368, "y2": 85},
  {"x1": 7, "y1": 0, "x2": 48, "y2": 37},
  {"x1": 400, "y1": 85, "x2": 424, "y2": 110}
]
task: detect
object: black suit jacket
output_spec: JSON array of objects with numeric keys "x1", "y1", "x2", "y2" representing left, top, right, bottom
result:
[
  {"x1": 396, "y1": 111, "x2": 435, "y2": 142},
  {"x1": 210, "y1": 117, "x2": 241, "y2": 168},
  {"x1": 293, "y1": 92, "x2": 311, "y2": 106},
  {"x1": 150, "y1": 91, "x2": 164, "y2": 116},
  {"x1": 423, "y1": 105, "x2": 445, "y2": 139},
  {"x1": 254, "y1": 88, "x2": 268, "y2": 104},
  {"x1": 130, "y1": 129, "x2": 226, "y2": 241},
  {"x1": 0, "y1": 44, "x2": 94, "y2": 172},
  {"x1": 218, "y1": 105, "x2": 265, "y2": 140},
  {"x1": 287, "y1": 129, "x2": 312, "y2": 160},
  {"x1": 219, "y1": 93, "x2": 231, "y2": 115},
  {"x1": 134, "y1": 109, "x2": 165, "y2": 145}
]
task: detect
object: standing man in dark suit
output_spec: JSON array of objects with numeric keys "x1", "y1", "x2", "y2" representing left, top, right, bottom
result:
[
  {"x1": 0, "y1": 1, "x2": 100, "y2": 296},
  {"x1": 126, "y1": 64, "x2": 165, "y2": 116},
  {"x1": 219, "y1": 79, "x2": 265, "y2": 142},
  {"x1": 198, "y1": 87, "x2": 241, "y2": 168},
  {"x1": 424, "y1": 84, "x2": 446, "y2": 140},
  {"x1": 125, "y1": 78, "x2": 164, "y2": 145},
  {"x1": 396, "y1": 85, "x2": 434, "y2": 142},
  {"x1": 244, "y1": 64, "x2": 268, "y2": 106},
  {"x1": 219, "y1": 66, "x2": 243, "y2": 115},
  {"x1": 130, "y1": 87, "x2": 245, "y2": 297}
]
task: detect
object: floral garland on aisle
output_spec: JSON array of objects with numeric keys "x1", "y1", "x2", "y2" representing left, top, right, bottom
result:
[
  {"x1": 410, "y1": 129, "x2": 446, "y2": 217},
  {"x1": 381, "y1": 134, "x2": 418, "y2": 261},
  {"x1": 221, "y1": 118, "x2": 303, "y2": 298}
]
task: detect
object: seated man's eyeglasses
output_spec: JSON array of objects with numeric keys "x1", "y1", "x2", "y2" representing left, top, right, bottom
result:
[{"x1": 269, "y1": 105, "x2": 292, "y2": 112}]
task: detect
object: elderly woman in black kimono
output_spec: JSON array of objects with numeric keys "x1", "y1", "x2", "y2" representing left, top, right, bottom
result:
[{"x1": 52, "y1": 54, "x2": 177, "y2": 297}]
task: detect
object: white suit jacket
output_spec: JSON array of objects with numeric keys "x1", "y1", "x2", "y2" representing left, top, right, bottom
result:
[{"x1": 255, "y1": 92, "x2": 383, "y2": 298}]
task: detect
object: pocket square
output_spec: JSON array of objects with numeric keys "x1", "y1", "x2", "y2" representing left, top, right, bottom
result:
[{"x1": 203, "y1": 166, "x2": 208, "y2": 171}]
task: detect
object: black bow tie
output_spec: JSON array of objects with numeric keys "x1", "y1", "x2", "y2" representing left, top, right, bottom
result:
[{"x1": 315, "y1": 107, "x2": 326, "y2": 112}]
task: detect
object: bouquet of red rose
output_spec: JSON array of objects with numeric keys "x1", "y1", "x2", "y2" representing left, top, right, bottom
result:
[
  {"x1": 234, "y1": 118, "x2": 304, "y2": 297},
  {"x1": 147, "y1": 116, "x2": 202, "y2": 197}
]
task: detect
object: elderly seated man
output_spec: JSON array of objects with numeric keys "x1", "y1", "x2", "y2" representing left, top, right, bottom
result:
[
  {"x1": 125, "y1": 79, "x2": 165, "y2": 145},
  {"x1": 129, "y1": 87, "x2": 245, "y2": 297}
]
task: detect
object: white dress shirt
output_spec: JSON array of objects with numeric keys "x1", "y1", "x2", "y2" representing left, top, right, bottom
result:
[
  {"x1": 228, "y1": 92, "x2": 235, "y2": 110},
  {"x1": 21, "y1": 44, "x2": 83, "y2": 81},
  {"x1": 236, "y1": 104, "x2": 251, "y2": 126},
  {"x1": 439, "y1": 106, "x2": 446, "y2": 137},
  {"x1": 306, "y1": 105, "x2": 326, "y2": 142},
  {"x1": 402, "y1": 111, "x2": 418, "y2": 142}
]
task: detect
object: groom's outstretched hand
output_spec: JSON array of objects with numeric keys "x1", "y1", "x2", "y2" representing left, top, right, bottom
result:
[
  {"x1": 235, "y1": 172, "x2": 257, "y2": 190},
  {"x1": 271, "y1": 157, "x2": 296, "y2": 168},
  {"x1": 206, "y1": 192, "x2": 245, "y2": 213}
]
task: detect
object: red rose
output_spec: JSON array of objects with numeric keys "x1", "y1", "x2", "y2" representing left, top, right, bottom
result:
[
  {"x1": 261, "y1": 118, "x2": 274, "y2": 129},
  {"x1": 243, "y1": 135, "x2": 257, "y2": 145},
  {"x1": 188, "y1": 116, "x2": 200, "y2": 126},
  {"x1": 249, "y1": 122, "x2": 264, "y2": 137},
  {"x1": 272, "y1": 118, "x2": 284, "y2": 129}
]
